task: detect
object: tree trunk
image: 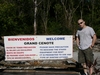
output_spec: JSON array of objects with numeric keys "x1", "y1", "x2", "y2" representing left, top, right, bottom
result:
[
  {"x1": 40, "y1": 0, "x2": 51, "y2": 35},
  {"x1": 33, "y1": 0, "x2": 37, "y2": 35}
]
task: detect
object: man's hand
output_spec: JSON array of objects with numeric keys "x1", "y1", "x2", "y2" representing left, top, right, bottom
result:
[{"x1": 90, "y1": 45, "x2": 94, "y2": 49}]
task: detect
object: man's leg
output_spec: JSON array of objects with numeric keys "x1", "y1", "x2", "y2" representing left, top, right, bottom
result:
[
  {"x1": 84, "y1": 48, "x2": 94, "y2": 75},
  {"x1": 82, "y1": 63, "x2": 88, "y2": 75},
  {"x1": 89, "y1": 66, "x2": 93, "y2": 75}
]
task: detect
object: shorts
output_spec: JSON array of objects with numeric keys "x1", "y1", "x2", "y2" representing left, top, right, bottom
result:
[{"x1": 78, "y1": 48, "x2": 94, "y2": 64}]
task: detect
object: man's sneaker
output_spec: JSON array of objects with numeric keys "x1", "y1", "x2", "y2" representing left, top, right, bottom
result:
[
  {"x1": 85, "y1": 72, "x2": 89, "y2": 75},
  {"x1": 80, "y1": 73, "x2": 86, "y2": 75}
]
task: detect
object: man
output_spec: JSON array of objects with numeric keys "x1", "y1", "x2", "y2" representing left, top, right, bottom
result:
[{"x1": 76, "y1": 19, "x2": 97, "y2": 75}]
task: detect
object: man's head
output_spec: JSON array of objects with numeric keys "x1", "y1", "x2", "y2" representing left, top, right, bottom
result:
[{"x1": 78, "y1": 19, "x2": 86, "y2": 28}]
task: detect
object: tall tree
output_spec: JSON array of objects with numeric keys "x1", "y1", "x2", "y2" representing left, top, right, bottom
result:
[
  {"x1": 61, "y1": 0, "x2": 82, "y2": 34},
  {"x1": 33, "y1": 0, "x2": 42, "y2": 35},
  {"x1": 39, "y1": 0, "x2": 51, "y2": 34},
  {"x1": 33, "y1": 0, "x2": 37, "y2": 35}
]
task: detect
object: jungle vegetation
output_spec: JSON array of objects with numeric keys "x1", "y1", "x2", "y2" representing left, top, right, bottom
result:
[{"x1": 0, "y1": 0, "x2": 100, "y2": 38}]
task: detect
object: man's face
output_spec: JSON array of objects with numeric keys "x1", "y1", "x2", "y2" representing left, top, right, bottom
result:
[{"x1": 78, "y1": 20, "x2": 85, "y2": 28}]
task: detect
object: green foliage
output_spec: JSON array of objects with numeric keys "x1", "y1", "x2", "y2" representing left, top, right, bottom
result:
[
  {"x1": 93, "y1": 26, "x2": 100, "y2": 38},
  {"x1": 0, "y1": 0, "x2": 100, "y2": 37},
  {"x1": 0, "y1": 3, "x2": 17, "y2": 35},
  {"x1": 53, "y1": 3, "x2": 65, "y2": 23},
  {"x1": 0, "y1": 0, "x2": 33, "y2": 36},
  {"x1": 47, "y1": 21, "x2": 72, "y2": 35}
]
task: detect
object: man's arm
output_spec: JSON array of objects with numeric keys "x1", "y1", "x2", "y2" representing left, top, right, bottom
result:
[
  {"x1": 76, "y1": 36, "x2": 80, "y2": 47},
  {"x1": 91, "y1": 34, "x2": 97, "y2": 47}
]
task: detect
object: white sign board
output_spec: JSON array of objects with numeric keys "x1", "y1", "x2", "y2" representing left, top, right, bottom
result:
[{"x1": 4, "y1": 35, "x2": 73, "y2": 61}]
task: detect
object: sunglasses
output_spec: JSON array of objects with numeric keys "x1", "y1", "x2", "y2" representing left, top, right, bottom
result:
[{"x1": 78, "y1": 22, "x2": 83, "y2": 25}]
